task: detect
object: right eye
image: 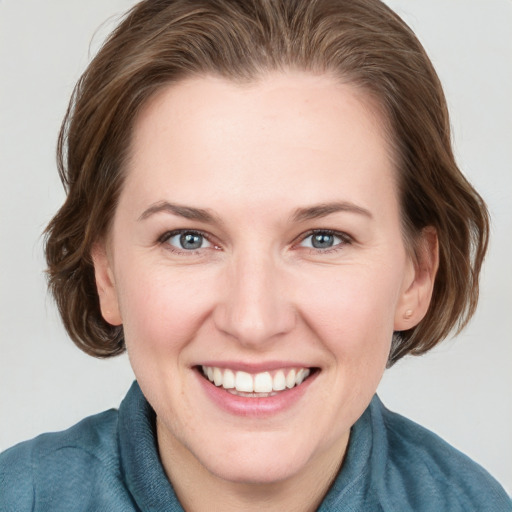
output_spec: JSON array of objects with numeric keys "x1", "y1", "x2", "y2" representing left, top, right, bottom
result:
[
  {"x1": 160, "y1": 230, "x2": 213, "y2": 251},
  {"x1": 297, "y1": 229, "x2": 352, "y2": 252}
]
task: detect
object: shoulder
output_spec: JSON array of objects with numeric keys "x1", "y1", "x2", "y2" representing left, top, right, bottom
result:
[
  {"x1": 370, "y1": 397, "x2": 512, "y2": 511},
  {"x1": 0, "y1": 409, "x2": 128, "y2": 512}
]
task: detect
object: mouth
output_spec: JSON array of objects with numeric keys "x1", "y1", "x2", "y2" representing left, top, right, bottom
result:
[{"x1": 197, "y1": 365, "x2": 319, "y2": 398}]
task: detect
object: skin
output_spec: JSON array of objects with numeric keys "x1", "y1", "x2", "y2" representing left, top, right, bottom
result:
[{"x1": 92, "y1": 71, "x2": 437, "y2": 511}]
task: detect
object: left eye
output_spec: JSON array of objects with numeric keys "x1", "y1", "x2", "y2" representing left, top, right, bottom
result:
[
  {"x1": 299, "y1": 231, "x2": 347, "y2": 250},
  {"x1": 164, "y1": 231, "x2": 212, "y2": 251}
]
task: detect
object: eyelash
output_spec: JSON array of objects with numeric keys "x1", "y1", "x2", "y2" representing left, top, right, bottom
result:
[
  {"x1": 158, "y1": 229, "x2": 216, "y2": 255},
  {"x1": 297, "y1": 229, "x2": 353, "y2": 253},
  {"x1": 157, "y1": 228, "x2": 353, "y2": 255}
]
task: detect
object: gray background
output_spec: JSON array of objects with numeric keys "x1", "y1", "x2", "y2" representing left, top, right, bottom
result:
[{"x1": 1, "y1": 0, "x2": 511, "y2": 493}]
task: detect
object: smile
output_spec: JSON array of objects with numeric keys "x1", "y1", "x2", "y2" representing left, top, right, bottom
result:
[{"x1": 200, "y1": 366, "x2": 314, "y2": 397}]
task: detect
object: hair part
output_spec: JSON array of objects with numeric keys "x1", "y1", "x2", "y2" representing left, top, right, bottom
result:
[{"x1": 45, "y1": 0, "x2": 489, "y2": 364}]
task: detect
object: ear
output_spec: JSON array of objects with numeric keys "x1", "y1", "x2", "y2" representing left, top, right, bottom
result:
[
  {"x1": 91, "y1": 241, "x2": 122, "y2": 326},
  {"x1": 394, "y1": 227, "x2": 439, "y2": 331}
]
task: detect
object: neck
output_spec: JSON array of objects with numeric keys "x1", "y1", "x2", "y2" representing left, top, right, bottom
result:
[{"x1": 156, "y1": 417, "x2": 348, "y2": 512}]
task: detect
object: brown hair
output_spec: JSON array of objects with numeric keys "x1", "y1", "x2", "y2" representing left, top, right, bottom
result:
[{"x1": 45, "y1": 0, "x2": 489, "y2": 364}]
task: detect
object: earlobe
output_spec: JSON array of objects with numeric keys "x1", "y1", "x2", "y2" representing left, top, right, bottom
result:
[
  {"x1": 91, "y1": 242, "x2": 122, "y2": 326},
  {"x1": 394, "y1": 227, "x2": 439, "y2": 331}
]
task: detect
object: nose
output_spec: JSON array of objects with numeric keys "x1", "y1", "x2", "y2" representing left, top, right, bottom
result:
[{"x1": 213, "y1": 251, "x2": 296, "y2": 348}]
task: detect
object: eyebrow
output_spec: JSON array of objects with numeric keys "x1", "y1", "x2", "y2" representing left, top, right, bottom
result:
[
  {"x1": 138, "y1": 200, "x2": 372, "y2": 224},
  {"x1": 292, "y1": 202, "x2": 373, "y2": 222},
  {"x1": 138, "y1": 201, "x2": 219, "y2": 223}
]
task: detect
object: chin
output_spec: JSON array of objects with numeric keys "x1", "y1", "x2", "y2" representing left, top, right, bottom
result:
[
  {"x1": 191, "y1": 429, "x2": 323, "y2": 485},
  {"x1": 205, "y1": 450, "x2": 310, "y2": 485}
]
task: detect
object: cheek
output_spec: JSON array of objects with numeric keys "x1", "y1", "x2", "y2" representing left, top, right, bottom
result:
[
  {"x1": 116, "y1": 262, "x2": 217, "y2": 357},
  {"x1": 296, "y1": 264, "x2": 400, "y2": 360}
]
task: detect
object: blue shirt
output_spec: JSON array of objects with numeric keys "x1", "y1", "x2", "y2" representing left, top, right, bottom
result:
[{"x1": 1, "y1": 381, "x2": 510, "y2": 511}]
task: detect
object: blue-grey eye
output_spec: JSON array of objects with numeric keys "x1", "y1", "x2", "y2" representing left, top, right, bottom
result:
[
  {"x1": 300, "y1": 231, "x2": 345, "y2": 250},
  {"x1": 166, "y1": 231, "x2": 211, "y2": 250},
  {"x1": 312, "y1": 233, "x2": 334, "y2": 248}
]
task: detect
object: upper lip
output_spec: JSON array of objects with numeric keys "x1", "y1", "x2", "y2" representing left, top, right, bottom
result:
[{"x1": 195, "y1": 361, "x2": 316, "y2": 373}]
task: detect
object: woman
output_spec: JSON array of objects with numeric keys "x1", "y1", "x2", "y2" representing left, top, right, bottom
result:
[{"x1": 1, "y1": 0, "x2": 510, "y2": 510}]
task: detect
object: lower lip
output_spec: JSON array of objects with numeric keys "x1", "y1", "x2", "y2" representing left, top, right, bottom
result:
[{"x1": 196, "y1": 369, "x2": 318, "y2": 417}]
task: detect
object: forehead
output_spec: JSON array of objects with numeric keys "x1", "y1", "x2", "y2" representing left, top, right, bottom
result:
[{"x1": 122, "y1": 71, "x2": 397, "y2": 219}]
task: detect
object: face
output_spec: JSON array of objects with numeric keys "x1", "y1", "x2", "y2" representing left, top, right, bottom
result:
[{"x1": 93, "y1": 72, "x2": 434, "y2": 485}]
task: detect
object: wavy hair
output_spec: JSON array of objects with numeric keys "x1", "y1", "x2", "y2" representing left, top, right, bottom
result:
[{"x1": 45, "y1": 0, "x2": 489, "y2": 364}]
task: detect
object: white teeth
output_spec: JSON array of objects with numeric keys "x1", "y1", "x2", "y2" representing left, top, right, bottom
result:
[
  {"x1": 254, "y1": 372, "x2": 273, "y2": 393},
  {"x1": 235, "y1": 371, "x2": 254, "y2": 392},
  {"x1": 296, "y1": 368, "x2": 308, "y2": 385},
  {"x1": 201, "y1": 366, "x2": 313, "y2": 394},
  {"x1": 213, "y1": 367, "x2": 223, "y2": 387},
  {"x1": 273, "y1": 370, "x2": 286, "y2": 391},
  {"x1": 222, "y1": 369, "x2": 235, "y2": 389},
  {"x1": 286, "y1": 369, "x2": 296, "y2": 389}
]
